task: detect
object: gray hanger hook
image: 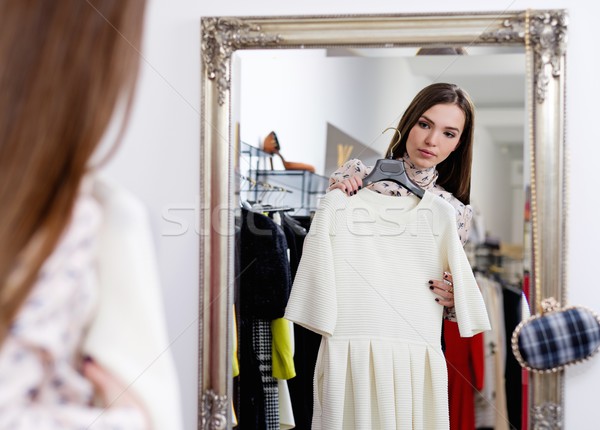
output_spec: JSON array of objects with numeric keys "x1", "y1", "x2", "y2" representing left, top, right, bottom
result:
[{"x1": 382, "y1": 127, "x2": 401, "y2": 159}]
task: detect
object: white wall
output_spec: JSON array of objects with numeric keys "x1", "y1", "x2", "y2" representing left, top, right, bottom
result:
[
  {"x1": 103, "y1": 1, "x2": 599, "y2": 428},
  {"x1": 471, "y1": 126, "x2": 514, "y2": 242},
  {"x1": 98, "y1": 2, "x2": 201, "y2": 428},
  {"x1": 237, "y1": 52, "x2": 426, "y2": 175}
]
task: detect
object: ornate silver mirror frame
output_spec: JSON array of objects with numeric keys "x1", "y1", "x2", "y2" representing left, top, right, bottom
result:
[{"x1": 200, "y1": 10, "x2": 567, "y2": 429}]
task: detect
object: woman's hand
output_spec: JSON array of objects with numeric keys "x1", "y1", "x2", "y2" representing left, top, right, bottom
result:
[
  {"x1": 83, "y1": 357, "x2": 150, "y2": 424},
  {"x1": 429, "y1": 271, "x2": 455, "y2": 307},
  {"x1": 329, "y1": 175, "x2": 363, "y2": 196}
]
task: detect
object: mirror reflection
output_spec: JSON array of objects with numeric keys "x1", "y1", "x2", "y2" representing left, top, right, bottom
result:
[{"x1": 232, "y1": 46, "x2": 527, "y2": 430}]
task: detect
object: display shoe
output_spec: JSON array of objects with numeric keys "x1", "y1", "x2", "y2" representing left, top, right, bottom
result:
[{"x1": 262, "y1": 131, "x2": 316, "y2": 173}]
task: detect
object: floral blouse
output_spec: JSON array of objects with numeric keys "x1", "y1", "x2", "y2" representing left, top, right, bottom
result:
[
  {"x1": 0, "y1": 193, "x2": 146, "y2": 428},
  {"x1": 328, "y1": 156, "x2": 474, "y2": 322}
]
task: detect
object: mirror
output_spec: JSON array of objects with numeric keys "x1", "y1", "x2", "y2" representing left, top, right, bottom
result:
[{"x1": 201, "y1": 11, "x2": 567, "y2": 429}]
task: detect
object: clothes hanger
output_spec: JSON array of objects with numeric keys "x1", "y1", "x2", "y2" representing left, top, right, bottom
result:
[
  {"x1": 239, "y1": 174, "x2": 253, "y2": 210},
  {"x1": 360, "y1": 127, "x2": 425, "y2": 199},
  {"x1": 250, "y1": 181, "x2": 293, "y2": 214},
  {"x1": 281, "y1": 212, "x2": 307, "y2": 235}
]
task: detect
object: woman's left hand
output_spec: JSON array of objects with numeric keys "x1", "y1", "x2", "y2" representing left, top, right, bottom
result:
[{"x1": 429, "y1": 271, "x2": 455, "y2": 307}]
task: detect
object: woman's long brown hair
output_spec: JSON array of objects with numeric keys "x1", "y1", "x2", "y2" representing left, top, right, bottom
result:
[
  {"x1": 386, "y1": 83, "x2": 475, "y2": 205},
  {"x1": 0, "y1": 0, "x2": 146, "y2": 343}
]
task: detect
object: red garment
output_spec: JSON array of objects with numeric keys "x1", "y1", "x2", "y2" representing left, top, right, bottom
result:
[{"x1": 444, "y1": 320, "x2": 485, "y2": 430}]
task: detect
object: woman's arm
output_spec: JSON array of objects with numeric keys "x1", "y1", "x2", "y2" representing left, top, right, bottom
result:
[
  {"x1": 0, "y1": 332, "x2": 147, "y2": 429},
  {"x1": 0, "y1": 195, "x2": 148, "y2": 429}
]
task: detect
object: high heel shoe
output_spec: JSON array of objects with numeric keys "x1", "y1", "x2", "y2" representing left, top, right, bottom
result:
[{"x1": 263, "y1": 131, "x2": 316, "y2": 173}]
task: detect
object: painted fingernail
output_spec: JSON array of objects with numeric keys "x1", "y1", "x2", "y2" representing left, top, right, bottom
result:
[
  {"x1": 428, "y1": 280, "x2": 433, "y2": 284},
  {"x1": 83, "y1": 355, "x2": 93, "y2": 363},
  {"x1": 358, "y1": 186, "x2": 362, "y2": 190},
  {"x1": 435, "y1": 298, "x2": 440, "y2": 302},
  {"x1": 429, "y1": 286, "x2": 434, "y2": 290}
]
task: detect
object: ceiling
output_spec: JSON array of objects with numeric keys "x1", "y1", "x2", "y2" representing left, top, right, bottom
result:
[{"x1": 327, "y1": 47, "x2": 527, "y2": 147}]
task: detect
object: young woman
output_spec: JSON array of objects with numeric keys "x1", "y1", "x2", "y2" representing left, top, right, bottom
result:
[
  {"x1": 328, "y1": 82, "x2": 475, "y2": 316},
  {"x1": 0, "y1": 1, "x2": 178, "y2": 428}
]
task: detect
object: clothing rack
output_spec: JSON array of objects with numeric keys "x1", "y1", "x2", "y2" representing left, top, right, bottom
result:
[
  {"x1": 239, "y1": 173, "x2": 294, "y2": 212},
  {"x1": 240, "y1": 173, "x2": 292, "y2": 194}
]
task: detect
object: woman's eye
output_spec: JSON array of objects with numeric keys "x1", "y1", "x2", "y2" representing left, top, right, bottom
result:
[
  {"x1": 418, "y1": 121, "x2": 429, "y2": 129},
  {"x1": 444, "y1": 132, "x2": 456, "y2": 138}
]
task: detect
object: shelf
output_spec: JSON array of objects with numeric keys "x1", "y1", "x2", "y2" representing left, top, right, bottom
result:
[
  {"x1": 255, "y1": 170, "x2": 328, "y2": 193},
  {"x1": 254, "y1": 169, "x2": 329, "y2": 213},
  {"x1": 239, "y1": 141, "x2": 273, "y2": 159},
  {"x1": 239, "y1": 140, "x2": 329, "y2": 213}
]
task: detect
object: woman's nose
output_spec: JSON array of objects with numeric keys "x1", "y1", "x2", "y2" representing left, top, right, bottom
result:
[{"x1": 425, "y1": 130, "x2": 438, "y2": 146}]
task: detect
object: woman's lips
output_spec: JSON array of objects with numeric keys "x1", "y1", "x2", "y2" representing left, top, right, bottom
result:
[{"x1": 418, "y1": 149, "x2": 435, "y2": 157}]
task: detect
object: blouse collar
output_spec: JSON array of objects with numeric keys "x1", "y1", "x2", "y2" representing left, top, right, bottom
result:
[{"x1": 402, "y1": 153, "x2": 438, "y2": 190}]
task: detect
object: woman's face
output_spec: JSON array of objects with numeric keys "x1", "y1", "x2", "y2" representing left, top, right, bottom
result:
[{"x1": 405, "y1": 103, "x2": 465, "y2": 169}]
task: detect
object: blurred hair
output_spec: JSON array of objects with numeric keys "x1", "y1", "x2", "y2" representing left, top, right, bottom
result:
[
  {"x1": 0, "y1": 0, "x2": 146, "y2": 342},
  {"x1": 385, "y1": 82, "x2": 475, "y2": 205}
]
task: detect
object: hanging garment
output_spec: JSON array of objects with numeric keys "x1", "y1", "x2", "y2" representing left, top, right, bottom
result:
[
  {"x1": 240, "y1": 209, "x2": 291, "y2": 320},
  {"x1": 285, "y1": 189, "x2": 490, "y2": 430},
  {"x1": 272, "y1": 318, "x2": 296, "y2": 380},
  {"x1": 444, "y1": 320, "x2": 484, "y2": 430},
  {"x1": 238, "y1": 209, "x2": 293, "y2": 429},
  {"x1": 252, "y1": 319, "x2": 279, "y2": 430},
  {"x1": 282, "y1": 214, "x2": 321, "y2": 430},
  {"x1": 502, "y1": 287, "x2": 523, "y2": 429},
  {"x1": 475, "y1": 275, "x2": 509, "y2": 430},
  {"x1": 270, "y1": 211, "x2": 296, "y2": 430},
  {"x1": 239, "y1": 316, "x2": 267, "y2": 430}
]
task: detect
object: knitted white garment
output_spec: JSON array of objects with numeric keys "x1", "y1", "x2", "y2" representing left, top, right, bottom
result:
[
  {"x1": 285, "y1": 188, "x2": 490, "y2": 430},
  {"x1": 83, "y1": 177, "x2": 183, "y2": 430}
]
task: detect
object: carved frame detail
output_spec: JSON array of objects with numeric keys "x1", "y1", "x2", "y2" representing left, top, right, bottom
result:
[
  {"x1": 200, "y1": 390, "x2": 228, "y2": 430},
  {"x1": 201, "y1": 17, "x2": 281, "y2": 105},
  {"x1": 529, "y1": 11, "x2": 568, "y2": 103},
  {"x1": 532, "y1": 402, "x2": 563, "y2": 429}
]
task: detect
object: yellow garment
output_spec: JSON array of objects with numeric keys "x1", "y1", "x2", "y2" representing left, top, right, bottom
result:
[
  {"x1": 232, "y1": 307, "x2": 239, "y2": 377},
  {"x1": 271, "y1": 318, "x2": 296, "y2": 380}
]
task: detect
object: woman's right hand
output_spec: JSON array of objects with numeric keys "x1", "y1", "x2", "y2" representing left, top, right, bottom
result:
[
  {"x1": 329, "y1": 175, "x2": 363, "y2": 196},
  {"x1": 83, "y1": 357, "x2": 150, "y2": 425}
]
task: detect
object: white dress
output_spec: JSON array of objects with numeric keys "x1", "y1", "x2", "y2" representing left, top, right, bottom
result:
[{"x1": 284, "y1": 188, "x2": 490, "y2": 430}]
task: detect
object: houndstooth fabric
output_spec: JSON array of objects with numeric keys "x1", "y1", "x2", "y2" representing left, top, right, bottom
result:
[
  {"x1": 252, "y1": 319, "x2": 279, "y2": 430},
  {"x1": 518, "y1": 307, "x2": 600, "y2": 370}
]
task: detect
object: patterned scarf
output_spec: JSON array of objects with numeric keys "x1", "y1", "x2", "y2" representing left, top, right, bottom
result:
[{"x1": 401, "y1": 153, "x2": 438, "y2": 190}]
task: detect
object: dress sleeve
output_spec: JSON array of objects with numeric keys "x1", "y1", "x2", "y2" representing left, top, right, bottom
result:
[
  {"x1": 441, "y1": 198, "x2": 473, "y2": 321},
  {"x1": 327, "y1": 158, "x2": 370, "y2": 191},
  {"x1": 441, "y1": 205, "x2": 491, "y2": 337},
  {"x1": 284, "y1": 194, "x2": 340, "y2": 337}
]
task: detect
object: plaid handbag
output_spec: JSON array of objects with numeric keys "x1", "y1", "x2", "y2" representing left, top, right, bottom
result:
[{"x1": 512, "y1": 297, "x2": 600, "y2": 372}]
